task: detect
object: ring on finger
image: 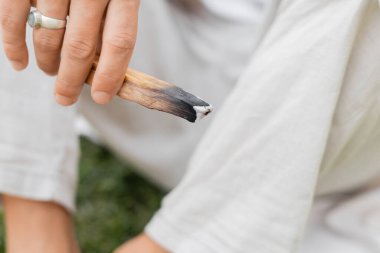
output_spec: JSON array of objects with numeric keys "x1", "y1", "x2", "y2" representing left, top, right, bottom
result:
[{"x1": 28, "y1": 9, "x2": 67, "y2": 30}]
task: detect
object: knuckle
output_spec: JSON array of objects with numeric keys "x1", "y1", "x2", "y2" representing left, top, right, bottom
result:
[
  {"x1": 3, "y1": 42, "x2": 25, "y2": 62},
  {"x1": 96, "y1": 72, "x2": 123, "y2": 90},
  {"x1": 37, "y1": 61, "x2": 58, "y2": 75},
  {"x1": 1, "y1": 14, "x2": 19, "y2": 32},
  {"x1": 66, "y1": 39, "x2": 95, "y2": 61},
  {"x1": 55, "y1": 77, "x2": 82, "y2": 97},
  {"x1": 105, "y1": 33, "x2": 136, "y2": 52},
  {"x1": 35, "y1": 33, "x2": 62, "y2": 52}
]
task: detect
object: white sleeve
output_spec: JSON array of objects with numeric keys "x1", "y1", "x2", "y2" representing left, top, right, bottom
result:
[{"x1": 146, "y1": 0, "x2": 374, "y2": 252}]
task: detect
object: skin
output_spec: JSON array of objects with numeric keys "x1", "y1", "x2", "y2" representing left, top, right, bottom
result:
[
  {"x1": 0, "y1": 1, "x2": 169, "y2": 252},
  {"x1": 3, "y1": 195, "x2": 80, "y2": 253},
  {"x1": 114, "y1": 234, "x2": 170, "y2": 253},
  {"x1": 3, "y1": 196, "x2": 169, "y2": 253},
  {"x1": 3, "y1": 196, "x2": 170, "y2": 253},
  {"x1": 0, "y1": 0, "x2": 140, "y2": 105}
]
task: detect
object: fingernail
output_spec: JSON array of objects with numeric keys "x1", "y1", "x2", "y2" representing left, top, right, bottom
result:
[
  {"x1": 92, "y1": 91, "x2": 112, "y2": 104},
  {"x1": 55, "y1": 94, "x2": 76, "y2": 106},
  {"x1": 11, "y1": 61, "x2": 26, "y2": 71}
]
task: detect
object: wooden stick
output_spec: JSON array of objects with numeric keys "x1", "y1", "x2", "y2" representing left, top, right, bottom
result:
[{"x1": 85, "y1": 60, "x2": 212, "y2": 123}]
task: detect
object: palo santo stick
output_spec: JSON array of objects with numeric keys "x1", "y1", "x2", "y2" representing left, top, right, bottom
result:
[{"x1": 85, "y1": 60, "x2": 212, "y2": 123}]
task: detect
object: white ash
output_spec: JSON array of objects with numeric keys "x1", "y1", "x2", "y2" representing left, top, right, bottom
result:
[{"x1": 193, "y1": 105, "x2": 213, "y2": 121}]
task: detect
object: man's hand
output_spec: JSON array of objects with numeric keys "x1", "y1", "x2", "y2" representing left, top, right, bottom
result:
[
  {"x1": 0, "y1": 0, "x2": 140, "y2": 105},
  {"x1": 114, "y1": 234, "x2": 170, "y2": 253}
]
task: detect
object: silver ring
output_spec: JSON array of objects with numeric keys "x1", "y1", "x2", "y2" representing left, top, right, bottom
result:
[{"x1": 28, "y1": 10, "x2": 67, "y2": 30}]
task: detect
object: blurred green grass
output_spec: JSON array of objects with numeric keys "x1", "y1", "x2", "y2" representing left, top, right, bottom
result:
[{"x1": 0, "y1": 137, "x2": 165, "y2": 253}]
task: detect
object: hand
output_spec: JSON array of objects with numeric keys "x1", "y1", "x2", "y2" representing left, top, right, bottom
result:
[
  {"x1": 114, "y1": 234, "x2": 170, "y2": 253},
  {"x1": 0, "y1": 0, "x2": 140, "y2": 105}
]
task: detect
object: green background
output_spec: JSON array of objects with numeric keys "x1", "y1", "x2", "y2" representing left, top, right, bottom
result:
[{"x1": 0, "y1": 137, "x2": 165, "y2": 253}]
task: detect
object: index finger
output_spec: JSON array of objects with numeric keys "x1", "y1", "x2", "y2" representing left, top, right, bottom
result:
[
  {"x1": 0, "y1": 0, "x2": 30, "y2": 70},
  {"x1": 91, "y1": 0, "x2": 140, "y2": 104},
  {"x1": 54, "y1": 0, "x2": 109, "y2": 106}
]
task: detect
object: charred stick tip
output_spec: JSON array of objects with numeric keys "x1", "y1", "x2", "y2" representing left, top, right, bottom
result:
[
  {"x1": 87, "y1": 59, "x2": 213, "y2": 122},
  {"x1": 194, "y1": 105, "x2": 213, "y2": 121}
]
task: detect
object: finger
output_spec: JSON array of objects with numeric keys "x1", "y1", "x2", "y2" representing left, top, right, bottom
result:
[
  {"x1": 0, "y1": 0, "x2": 30, "y2": 70},
  {"x1": 55, "y1": 0, "x2": 109, "y2": 106},
  {"x1": 33, "y1": 0, "x2": 69, "y2": 75},
  {"x1": 92, "y1": 0, "x2": 140, "y2": 104}
]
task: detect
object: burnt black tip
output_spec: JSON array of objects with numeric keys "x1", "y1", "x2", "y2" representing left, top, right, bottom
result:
[{"x1": 162, "y1": 87, "x2": 211, "y2": 123}]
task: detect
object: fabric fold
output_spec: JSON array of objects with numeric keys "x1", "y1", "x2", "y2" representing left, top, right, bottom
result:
[{"x1": 146, "y1": 0, "x2": 373, "y2": 252}]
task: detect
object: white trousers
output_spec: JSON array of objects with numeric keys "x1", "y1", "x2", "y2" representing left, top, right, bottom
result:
[
  {"x1": 1, "y1": 0, "x2": 380, "y2": 252},
  {"x1": 0, "y1": 0, "x2": 269, "y2": 210}
]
